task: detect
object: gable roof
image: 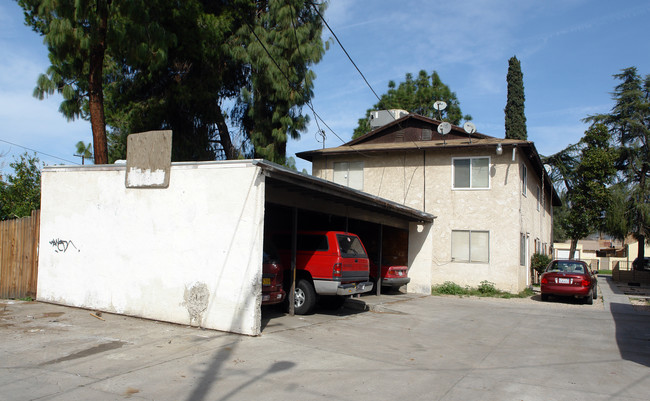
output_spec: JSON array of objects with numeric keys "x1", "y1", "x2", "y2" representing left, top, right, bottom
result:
[
  {"x1": 297, "y1": 114, "x2": 561, "y2": 206},
  {"x1": 347, "y1": 113, "x2": 491, "y2": 146}
]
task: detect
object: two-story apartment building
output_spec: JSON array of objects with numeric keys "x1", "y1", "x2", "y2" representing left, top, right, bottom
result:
[{"x1": 298, "y1": 113, "x2": 561, "y2": 293}]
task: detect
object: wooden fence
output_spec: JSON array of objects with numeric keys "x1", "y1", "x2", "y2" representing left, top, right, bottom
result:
[{"x1": 0, "y1": 210, "x2": 40, "y2": 299}]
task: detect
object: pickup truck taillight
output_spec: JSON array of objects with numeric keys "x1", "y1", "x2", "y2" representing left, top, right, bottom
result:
[{"x1": 333, "y1": 263, "x2": 342, "y2": 278}]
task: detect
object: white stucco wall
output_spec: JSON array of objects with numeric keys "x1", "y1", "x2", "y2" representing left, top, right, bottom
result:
[
  {"x1": 312, "y1": 146, "x2": 554, "y2": 293},
  {"x1": 38, "y1": 161, "x2": 265, "y2": 335}
]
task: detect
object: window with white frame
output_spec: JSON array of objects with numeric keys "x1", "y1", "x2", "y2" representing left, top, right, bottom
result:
[
  {"x1": 452, "y1": 157, "x2": 490, "y2": 189},
  {"x1": 333, "y1": 161, "x2": 364, "y2": 190},
  {"x1": 451, "y1": 230, "x2": 489, "y2": 263},
  {"x1": 522, "y1": 164, "x2": 527, "y2": 196}
]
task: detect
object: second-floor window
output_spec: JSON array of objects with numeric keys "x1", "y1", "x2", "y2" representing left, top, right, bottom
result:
[
  {"x1": 333, "y1": 161, "x2": 364, "y2": 190},
  {"x1": 522, "y1": 164, "x2": 528, "y2": 196},
  {"x1": 452, "y1": 157, "x2": 490, "y2": 189}
]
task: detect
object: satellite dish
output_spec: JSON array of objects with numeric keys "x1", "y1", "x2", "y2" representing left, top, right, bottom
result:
[
  {"x1": 437, "y1": 122, "x2": 451, "y2": 135},
  {"x1": 463, "y1": 122, "x2": 476, "y2": 134},
  {"x1": 433, "y1": 101, "x2": 447, "y2": 111}
]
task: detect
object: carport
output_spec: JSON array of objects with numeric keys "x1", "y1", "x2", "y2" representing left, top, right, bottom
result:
[
  {"x1": 37, "y1": 144, "x2": 433, "y2": 335},
  {"x1": 255, "y1": 160, "x2": 435, "y2": 303}
]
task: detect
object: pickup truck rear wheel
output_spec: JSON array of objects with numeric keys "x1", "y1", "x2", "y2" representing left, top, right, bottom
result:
[{"x1": 294, "y1": 279, "x2": 316, "y2": 315}]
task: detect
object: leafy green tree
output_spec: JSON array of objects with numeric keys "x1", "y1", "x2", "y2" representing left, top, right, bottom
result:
[
  {"x1": 74, "y1": 141, "x2": 94, "y2": 165},
  {"x1": 603, "y1": 183, "x2": 631, "y2": 242},
  {"x1": 545, "y1": 124, "x2": 616, "y2": 258},
  {"x1": 585, "y1": 67, "x2": 650, "y2": 261},
  {"x1": 107, "y1": 0, "x2": 325, "y2": 164},
  {"x1": 352, "y1": 70, "x2": 471, "y2": 139},
  {"x1": 505, "y1": 56, "x2": 527, "y2": 140},
  {"x1": 552, "y1": 193, "x2": 569, "y2": 243},
  {"x1": 0, "y1": 153, "x2": 41, "y2": 220}
]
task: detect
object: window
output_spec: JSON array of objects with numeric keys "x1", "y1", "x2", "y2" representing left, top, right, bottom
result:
[
  {"x1": 336, "y1": 234, "x2": 368, "y2": 258},
  {"x1": 452, "y1": 157, "x2": 490, "y2": 189},
  {"x1": 536, "y1": 185, "x2": 541, "y2": 211},
  {"x1": 451, "y1": 230, "x2": 489, "y2": 263},
  {"x1": 333, "y1": 161, "x2": 363, "y2": 190},
  {"x1": 520, "y1": 233, "x2": 527, "y2": 266},
  {"x1": 521, "y1": 164, "x2": 527, "y2": 196}
]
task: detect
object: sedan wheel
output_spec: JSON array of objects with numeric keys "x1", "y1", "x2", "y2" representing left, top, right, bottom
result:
[{"x1": 541, "y1": 293, "x2": 549, "y2": 302}]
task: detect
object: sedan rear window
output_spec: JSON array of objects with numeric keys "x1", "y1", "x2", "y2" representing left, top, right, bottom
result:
[
  {"x1": 546, "y1": 261, "x2": 586, "y2": 273},
  {"x1": 336, "y1": 234, "x2": 367, "y2": 258}
]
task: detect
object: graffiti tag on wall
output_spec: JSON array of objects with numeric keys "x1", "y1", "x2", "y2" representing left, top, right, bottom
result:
[{"x1": 49, "y1": 238, "x2": 80, "y2": 253}]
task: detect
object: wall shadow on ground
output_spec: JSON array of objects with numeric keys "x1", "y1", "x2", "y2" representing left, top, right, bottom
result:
[
  {"x1": 260, "y1": 299, "x2": 367, "y2": 332},
  {"x1": 610, "y1": 302, "x2": 650, "y2": 367}
]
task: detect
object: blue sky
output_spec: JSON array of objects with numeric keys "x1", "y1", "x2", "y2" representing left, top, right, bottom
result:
[{"x1": 2, "y1": 0, "x2": 650, "y2": 176}]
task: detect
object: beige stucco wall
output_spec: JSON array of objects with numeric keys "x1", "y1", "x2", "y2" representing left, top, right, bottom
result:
[{"x1": 312, "y1": 145, "x2": 554, "y2": 293}]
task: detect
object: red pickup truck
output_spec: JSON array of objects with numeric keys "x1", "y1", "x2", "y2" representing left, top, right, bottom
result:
[{"x1": 272, "y1": 231, "x2": 374, "y2": 314}]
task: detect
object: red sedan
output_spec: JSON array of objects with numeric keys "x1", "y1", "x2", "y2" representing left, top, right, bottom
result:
[
  {"x1": 540, "y1": 260, "x2": 598, "y2": 304},
  {"x1": 261, "y1": 247, "x2": 285, "y2": 306},
  {"x1": 370, "y1": 262, "x2": 410, "y2": 292}
]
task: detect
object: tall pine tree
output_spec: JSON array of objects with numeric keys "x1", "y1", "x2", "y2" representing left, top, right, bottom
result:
[
  {"x1": 504, "y1": 56, "x2": 527, "y2": 140},
  {"x1": 18, "y1": 0, "x2": 114, "y2": 164}
]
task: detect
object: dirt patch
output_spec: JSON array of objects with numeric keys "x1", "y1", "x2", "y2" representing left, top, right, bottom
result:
[
  {"x1": 40, "y1": 312, "x2": 65, "y2": 319},
  {"x1": 630, "y1": 297, "x2": 650, "y2": 313}
]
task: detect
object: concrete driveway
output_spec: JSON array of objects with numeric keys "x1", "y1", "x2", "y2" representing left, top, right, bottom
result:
[{"x1": 1, "y1": 276, "x2": 649, "y2": 401}]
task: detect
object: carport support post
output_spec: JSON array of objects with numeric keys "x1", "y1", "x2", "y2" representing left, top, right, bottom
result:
[
  {"x1": 376, "y1": 224, "x2": 383, "y2": 296},
  {"x1": 289, "y1": 207, "x2": 298, "y2": 316}
]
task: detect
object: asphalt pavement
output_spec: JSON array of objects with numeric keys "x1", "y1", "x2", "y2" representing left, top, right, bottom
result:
[{"x1": 1, "y1": 276, "x2": 649, "y2": 401}]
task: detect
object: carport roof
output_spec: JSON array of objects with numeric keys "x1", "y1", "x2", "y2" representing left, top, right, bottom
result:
[{"x1": 252, "y1": 160, "x2": 435, "y2": 223}]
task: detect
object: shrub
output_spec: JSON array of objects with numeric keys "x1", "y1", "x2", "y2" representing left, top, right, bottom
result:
[
  {"x1": 432, "y1": 281, "x2": 466, "y2": 295},
  {"x1": 531, "y1": 253, "x2": 552, "y2": 277},
  {"x1": 431, "y1": 281, "x2": 534, "y2": 299},
  {"x1": 477, "y1": 280, "x2": 497, "y2": 295}
]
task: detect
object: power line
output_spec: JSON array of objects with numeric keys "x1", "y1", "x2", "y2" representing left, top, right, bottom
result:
[
  {"x1": 309, "y1": 2, "x2": 382, "y2": 103},
  {"x1": 244, "y1": 18, "x2": 349, "y2": 145},
  {"x1": 244, "y1": 6, "x2": 381, "y2": 152},
  {"x1": 0, "y1": 138, "x2": 80, "y2": 165}
]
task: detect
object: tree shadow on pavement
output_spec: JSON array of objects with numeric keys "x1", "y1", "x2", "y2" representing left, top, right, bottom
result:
[{"x1": 185, "y1": 340, "x2": 295, "y2": 401}]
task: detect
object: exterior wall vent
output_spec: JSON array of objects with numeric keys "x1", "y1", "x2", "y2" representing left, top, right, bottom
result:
[
  {"x1": 395, "y1": 133, "x2": 404, "y2": 142},
  {"x1": 422, "y1": 128, "x2": 432, "y2": 141}
]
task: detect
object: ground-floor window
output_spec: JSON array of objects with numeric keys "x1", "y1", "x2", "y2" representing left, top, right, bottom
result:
[
  {"x1": 451, "y1": 230, "x2": 489, "y2": 263},
  {"x1": 520, "y1": 233, "x2": 527, "y2": 266}
]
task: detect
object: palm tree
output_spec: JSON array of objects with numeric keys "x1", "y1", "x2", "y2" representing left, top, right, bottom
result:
[{"x1": 74, "y1": 141, "x2": 94, "y2": 165}]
